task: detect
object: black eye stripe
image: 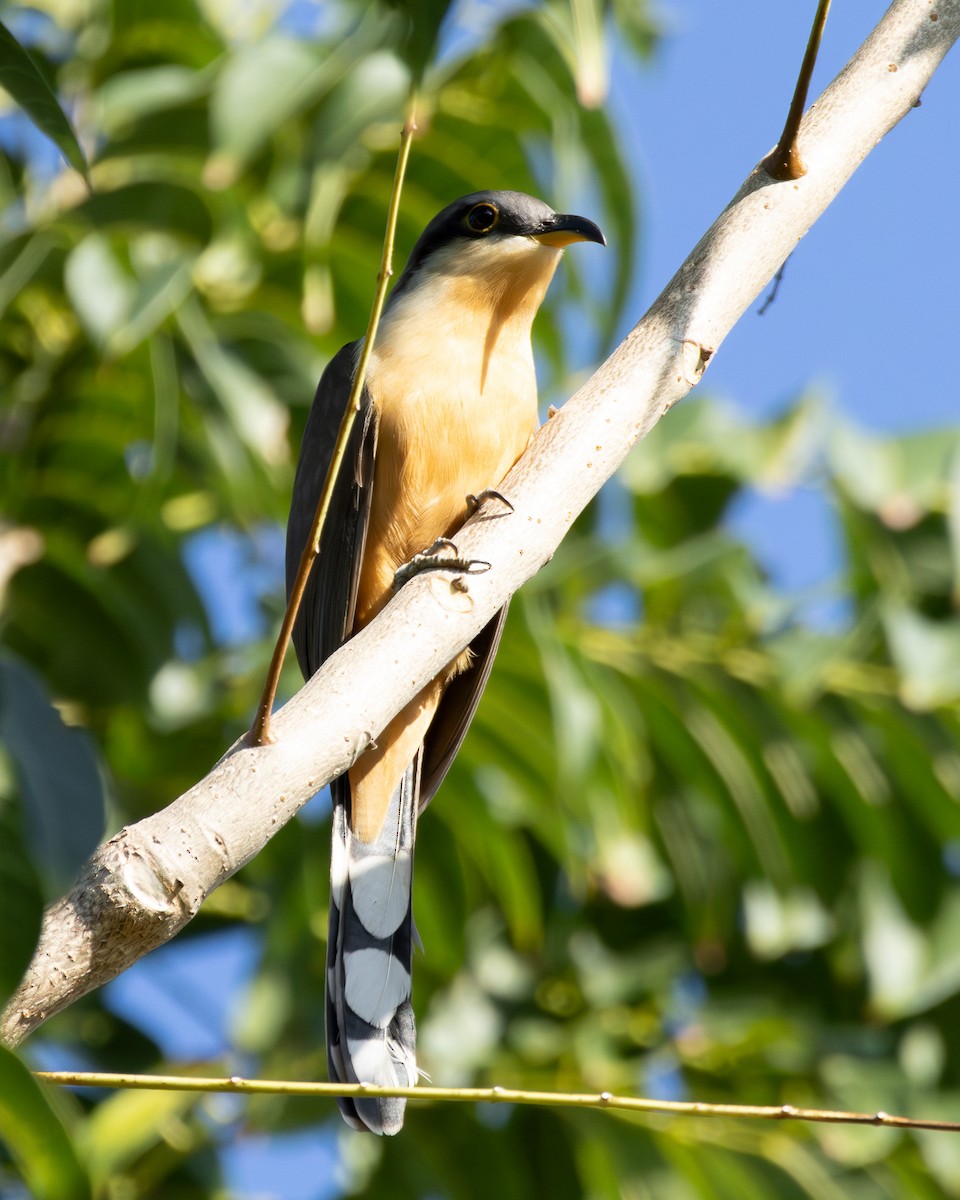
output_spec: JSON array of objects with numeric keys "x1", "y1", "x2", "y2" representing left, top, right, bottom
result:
[{"x1": 466, "y1": 203, "x2": 499, "y2": 233}]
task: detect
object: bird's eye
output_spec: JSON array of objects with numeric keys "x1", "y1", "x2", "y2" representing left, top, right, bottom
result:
[{"x1": 465, "y1": 202, "x2": 499, "y2": 233}]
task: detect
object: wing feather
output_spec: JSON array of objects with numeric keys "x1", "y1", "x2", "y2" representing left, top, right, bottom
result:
[
  {"x1": 420, "y1": 607, "x2": 508, "y2": 809},
  {"x1": 286, "y1": 341, "x2": 377, "y2": 676}
]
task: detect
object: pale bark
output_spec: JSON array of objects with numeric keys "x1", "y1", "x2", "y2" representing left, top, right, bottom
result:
[{"x1": 3, "y1": 0, "x2": 958, "y2": 1047}]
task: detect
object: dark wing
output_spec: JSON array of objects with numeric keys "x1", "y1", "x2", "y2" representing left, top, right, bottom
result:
[
  {"x1": 286, "y1": 340, "x2": 378, "y2": 679},
  {"x1": 419, "y1": 605, "x2": 509, "y2": 809},
  {"x1": 287, "y1": 337, "x2": 505, "y2": 805}
]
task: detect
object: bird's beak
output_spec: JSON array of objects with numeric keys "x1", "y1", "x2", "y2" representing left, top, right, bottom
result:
[{"x1": 532, "y1": 213, "x2": 606, "y2": 248}]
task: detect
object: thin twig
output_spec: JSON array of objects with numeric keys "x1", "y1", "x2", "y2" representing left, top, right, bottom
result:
[
  {"x1": 757, "y1": 258, "x2": 789, "y2": 314},
  {"x1": 248, "y1": 95, "x2": 419, "y2": 745},
  {"x1": 34, "y1": 1071, "x2": 960, "y2": 1133},
  {"x1": 763, "y1": 0, "x2": 832, "y2": 180}
]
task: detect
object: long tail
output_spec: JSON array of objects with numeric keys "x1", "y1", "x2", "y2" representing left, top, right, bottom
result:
[{"x1": 325, "y1": 755, "x2": 420, "y2": 1135}]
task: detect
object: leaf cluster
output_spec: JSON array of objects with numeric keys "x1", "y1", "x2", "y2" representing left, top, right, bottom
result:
[{"x1": 2, "y1": 2, "x2": 959, "y2": 1199}]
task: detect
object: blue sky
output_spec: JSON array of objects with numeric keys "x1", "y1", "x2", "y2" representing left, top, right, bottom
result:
[
  {"x1": 616, "y1": 0, "x2": 958, "y2": 432},
  {"x1": 614, "y1": 1, "x2": 959, "y2": 601}
]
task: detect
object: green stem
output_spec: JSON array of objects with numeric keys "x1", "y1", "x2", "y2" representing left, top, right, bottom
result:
[
  {"x1": 34, "y1": 1070, "x2": 960, "y2": 1133},
  {"x1": 249, "y1": 93, "x2": 418, "y2": 745}
]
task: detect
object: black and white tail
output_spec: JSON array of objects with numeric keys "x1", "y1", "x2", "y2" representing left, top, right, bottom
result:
[{"x1": 325, "y1": 758, "x2": 420, "y2": 1135}]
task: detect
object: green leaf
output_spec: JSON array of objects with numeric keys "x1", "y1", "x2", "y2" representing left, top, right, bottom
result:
[
  {"x1": 109, "y1": 255, "x2": 195, "y2": 358},
  {"x1": 176, "y1": 298, "x2": 289, "y2": 467},
  {"x1": 96, "y1": 64, "x2": 214, "y2": 135},
  {"x1": 64, "y1": 234, "x2": 136, "y2": 347},
  {"x1": 0, "y1": 1046, "x2": 91, "y2": 1200},
  {"x1": 111, "y1": 0, "x2": 223, "y2": 66},
  {"x1": 0, "y1": 19, "x2": 88, "y2": 177},
  {"x1": 312, "y1": 50, "x2": 409, "y2": 162},
  {"x1": 209, "y1": 34, "x2": 348, "y2": 179},
  {"x1": 884, "y1": 604, "x2": 960, "y2": 710},
  {"x1": 610, "y1": 0, "x2": 659, "y2": 60},
  {"x1": 76, "y1": 181, "x2": 214, "y2": 243},
  {"x1": 538, "y1": 0, "x2": 609, "y2": 108},
  {"x1": 383, "y1": 0, "x2": 455, "y2": 79},
  {"x1": 80, "y1": 1084, "x2": 201, "y2": 1184},
  {"x1": 0, "y1": 774, "x2": 43, "y2": 1004},
  {"x1": 0, "y1": 655, "x2": 105, "y2": 896}
]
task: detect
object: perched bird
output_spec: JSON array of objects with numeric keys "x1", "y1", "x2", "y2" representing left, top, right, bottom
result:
[{"x1": 286, "y1": 190, "x2": 604, "y2": 1134}]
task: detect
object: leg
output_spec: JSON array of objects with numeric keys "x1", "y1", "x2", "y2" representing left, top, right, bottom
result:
[{"x1": 392, "y1": 538, "x2": 490, "y2": 591}]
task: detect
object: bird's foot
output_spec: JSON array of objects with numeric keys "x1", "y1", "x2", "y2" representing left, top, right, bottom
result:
[
  {"x1": 465, "y1": 488, "x2": 514, "y2": 516},
  {"x1": 393, "y1": 538, "x2": 491, "y2": 590}
]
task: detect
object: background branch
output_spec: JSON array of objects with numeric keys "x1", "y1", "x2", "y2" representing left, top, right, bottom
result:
[
  {"x1": 35, "y1": 1069, "x2": 960, "y2": 1134},
  {"x1": 3, "y1": 0, "x2": 958, "y2": 1048}
]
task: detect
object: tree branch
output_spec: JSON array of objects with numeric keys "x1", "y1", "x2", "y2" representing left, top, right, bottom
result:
[
  {"x1": 4, "y1": 0, "x2": 958, "y2": 1048},
  {"x1": 34, "y1": 1069, "x2": 960, "y2": 1134}
]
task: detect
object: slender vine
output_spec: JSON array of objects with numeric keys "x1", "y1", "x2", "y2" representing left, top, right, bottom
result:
[
  {"x1": 34, "y1": 1071, "x2": 960, "y2": 1134},
  {"x1": 249, "y1": 94, "x2": 419, "y2": 745}
]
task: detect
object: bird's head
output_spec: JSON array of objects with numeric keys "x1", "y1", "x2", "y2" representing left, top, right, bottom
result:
[{"x1": 390, "y1": 190, "x2": 605, "y2": 320}]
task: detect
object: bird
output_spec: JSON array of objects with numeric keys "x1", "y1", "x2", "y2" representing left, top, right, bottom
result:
[{"x1": 285, "y1": 190, "x2": 605, "y2": 1135}]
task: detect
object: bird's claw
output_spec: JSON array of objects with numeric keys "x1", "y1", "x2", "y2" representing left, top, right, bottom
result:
[
  {"x1": 393, "y1": 538, "x2": 491, "y2": 590},
  {"x1": 466, "y1": 488, "x2": 514, "y2": 516}
]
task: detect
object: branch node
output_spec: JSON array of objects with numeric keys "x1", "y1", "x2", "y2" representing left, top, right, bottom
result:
[
  {"x1": 681, "y1": 339, "x2": 713, "y2": 387},
  {"x1": 122, "y1": 851, "x2": 183, "y2": 915},
  {"x1": 762, "y1": 145, "x2": 808, "y2": 182}
]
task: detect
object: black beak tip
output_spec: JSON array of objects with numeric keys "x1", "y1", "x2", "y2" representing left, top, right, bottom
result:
[{"x1": 560, "y1": 213, "x2": 606, "y2": 247}]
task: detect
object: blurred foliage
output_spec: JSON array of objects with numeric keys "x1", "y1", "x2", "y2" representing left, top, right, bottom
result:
[
  {"x1": 1, "y1": 1, "x2": 959, "y2": 1199},
  {"x1": 0, "y1": 14, "x2": 86, "y2": 176}
]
